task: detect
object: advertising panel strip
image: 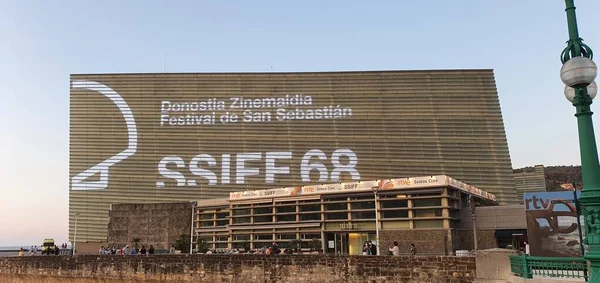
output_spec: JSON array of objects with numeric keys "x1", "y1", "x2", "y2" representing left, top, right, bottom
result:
[
  {"x1": 69, "y1": 70, "x2": 513, "y2": 242},
  {"x1": 229, "y1": 175, "x2": 496, "y2": 201}
]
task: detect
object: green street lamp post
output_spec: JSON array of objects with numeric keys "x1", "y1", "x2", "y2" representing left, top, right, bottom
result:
[{"x1": 560, "y1": 0, "x2": 600, "y2": 281}]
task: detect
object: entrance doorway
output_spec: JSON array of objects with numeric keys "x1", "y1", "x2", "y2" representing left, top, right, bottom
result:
[{"x1": 325, "y1": 232, "x2": 376, "y2": 255}]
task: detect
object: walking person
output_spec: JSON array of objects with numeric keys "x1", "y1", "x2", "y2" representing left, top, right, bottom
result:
[
  {"x1": 388, "y1": 242, "x2": 400, "y2": 256},
  {"x1": 410, "y1": 243, "x2": 417, "y2": 256}
]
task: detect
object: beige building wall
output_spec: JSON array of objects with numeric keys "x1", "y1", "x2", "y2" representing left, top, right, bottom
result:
[
  {"x1": 514, "y1": 165, "x2": 546, "y2": 205},
  {"x1": 70, "y1": 70, "x2": 515, "y2": 242},
  {"x1": 459, "y1": 205, "x2": 527, "y2": 230}
]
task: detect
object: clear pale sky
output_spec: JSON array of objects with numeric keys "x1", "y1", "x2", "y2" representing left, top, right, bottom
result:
[{"x1": 1, "y1": 1, "x2": 599, "y2": 246}]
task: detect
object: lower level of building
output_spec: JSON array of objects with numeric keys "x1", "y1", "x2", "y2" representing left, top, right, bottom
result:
[{"x1": 104, "y1": 176, "x2": 529, "y2": 256}]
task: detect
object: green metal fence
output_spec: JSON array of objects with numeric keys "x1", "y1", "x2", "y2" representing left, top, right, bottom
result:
[{"x1": 509, "y1": 254, "x2": 588, "y2": 280}]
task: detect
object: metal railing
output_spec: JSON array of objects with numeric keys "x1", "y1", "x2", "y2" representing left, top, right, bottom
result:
[{"x1": 509, "y1": 254, "x2": 588, "y2": 280}]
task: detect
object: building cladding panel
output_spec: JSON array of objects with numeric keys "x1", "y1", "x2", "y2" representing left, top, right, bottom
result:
[
  {"x1": 69, "y1": 69, "x2": 516, "y2": 242},
  {"x1": 514, "y1": 165, "x2": 546, "y2": 204}
]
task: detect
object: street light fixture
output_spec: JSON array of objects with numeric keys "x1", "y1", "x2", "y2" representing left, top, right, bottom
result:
[
  {"x1": 372, "y1": 186, "x2": 380, "y2": 256},
  {"x1": 468, "y1": 196, "x2": 478, "y2": 252},
  {"x1": 565, "y1": 81, "x2": 597, "y2": 102},
  {"x1": 73, "y1": 212, "x2": 80, "y2": 256},
  {"x1": 190, "y1": 201, "x2": 197, "y2": 254},
  {"x1": 560, "y1": 1, "x2": 600, "y2": 281}
]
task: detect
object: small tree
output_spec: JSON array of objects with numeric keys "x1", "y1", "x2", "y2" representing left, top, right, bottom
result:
[
  {"x1": 132, "y1": 238, "x2": 141, "y2": 250},
  {"x1": 310, "y1": 238, "x2": 322, "y2": 253},
  {"x1": 174, "y1": 234, "x2": 191, "y2": 253},
  {"x1": 290, "y1": 239, "x2": 302, "y2": 253},
  {"x1": 196, "y1": 237, "x2": 209, "y2": 253}
]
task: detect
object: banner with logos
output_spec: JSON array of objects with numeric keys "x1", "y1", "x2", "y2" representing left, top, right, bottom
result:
[
  {"x1": 229, "y1": 175, "x2": 496, "y2": 201},
  {"x1": 524, "y1": 191, "x2": 585, "y2": 257}
]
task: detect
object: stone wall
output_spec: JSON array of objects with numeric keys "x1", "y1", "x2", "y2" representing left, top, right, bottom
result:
[
  {"x1": 0, "y1": 254, "x2": 476, "y2": 283},
  {"x1": 379, "y1": 229, "x2": 452, "y2": 255},
  {"x1": 378, "y1": 229, "x2": 497, "y2": 255},
  {"x1": 107, "y1": 202, "x2": 192, "y2": 250},
  {"x1": 453, "y1": 230, "x2": 497, "y2": 251}
]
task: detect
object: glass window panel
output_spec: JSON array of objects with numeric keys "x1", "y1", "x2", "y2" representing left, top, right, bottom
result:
[
  {"x1": 200, "y1": 221, "x2": 214, "y2": 227},
  {"x1": 349, "y1": 195, "x2": 374, "y2": 200},
  {"x1": 299, "y1": 204, "x2": 321, "y2": 212},
  {"x1": 233, "y1": 204, "x2": 250, "y2": 208},
  {"x1": 232, "y1": 208, "x2": 251, "y2": 216},
  {"x1": 232, "y1": 217, "x2": 250, "y2": 224},
  {"x1": 232, "y1": 235, "x2": 250, "y2": 241},
  {"x1": 413, "y1": 199, "x2": 442, "y2": 207},
  {"x1": 381, "y1": 199, "x2": 409, "y2": 209},
  {"x1": 277, "y1": 234, "x2": 297, "y2": 240},
  {"x1": 324, "y1": 197, "x2": 347, "y2": 202},
  {"x1": 254, "y1": 234, "x2": 273, "y2": 240},
  {"x1": 301, "y1": 233, "x2": 321, "y2": 240},
  {"x1": 326, "y1": 203, "x2": 347, "y2": 211},
  {"x1": 351, "y1": 201, "x2": 375, "y2": 210},
  {"x1": 215, "y1": 243, "x2": 228, "y2": 249},
  {"x1": 216, "y1": 220, "x2": 229, "y2": 226},
  {"x1": 300, "y1": 213, "x2": 321, "y2": 221},
  {"x1": 325, "y1": 212, "x2": 348, "y2": 220},
  {"x1": 413, "y1": 209, "x2": 442, "y2": 217},
  {"x1": 200, "y1": 214, "x2": 214, "y2": 220},
  {"x1": 277, "y1": 214, "x2": 296, "y2": 222},
  {"x1": 232, "y1": 243, "x2": 247, "y2": 249},
  {"x1": 382, "y1": 210, "x2": 409, "y2": 219},
  {"x1": 413, "y1": 220, "x2": 443, "y2": 228},
  {"x1": 381, "y1": 194, "x2": 408, "y2": 199},
  {"x1": 277, "y1": 206, "x2": 296, "y2": 213},
  {"x1": 254, "y1": 207, "x2": 273, "y2": 214},
  {"x1": 254, "y1": 215, "x2": 273, "y2": 223},
  {"x1": 215, "y1": 236, "x2": 228, "y2": 242},
  {"x1": 351, "y1": 211, "x2": 375, "y2": 219},
  {"x1": 216, "y1": 213, "x2": 229, "y2": 219}
]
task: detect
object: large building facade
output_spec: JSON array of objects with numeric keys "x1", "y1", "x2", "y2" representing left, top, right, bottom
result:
[{"x1": 69, "y1": 70, "x2": 515, "y2": 243}]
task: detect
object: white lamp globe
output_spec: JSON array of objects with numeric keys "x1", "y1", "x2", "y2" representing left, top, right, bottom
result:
[
  {"x1": 561, "y1": 56, "x2": 598, "y2": 87},
  {"x1": 564, "y1": 81, "x2": 598, "y2": 102}
]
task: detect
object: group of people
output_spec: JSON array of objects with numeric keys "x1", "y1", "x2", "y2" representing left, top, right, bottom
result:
[
  {"x1": 387, "y1": 242, "x2": 417, "y2": 256},
  {"x1": 203, "y1": 243, "x2": 299, "y2": 255},
  {"x1": 362, "y1": 241, "x2": 378, "y2": 255},
  {"x1": 17, "y1": 246, "x2": 37, "y2": 256},
  {"x1": 98, "y1": 245, "x2": 156, "y2": 255},
  {"x1": 362, "y1": 241, "x2": 417, "y2": 256}
]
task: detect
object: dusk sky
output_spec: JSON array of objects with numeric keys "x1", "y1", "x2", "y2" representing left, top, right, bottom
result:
[{"x1": 1, "y1": 0, "x2": 599, "y2": 246}]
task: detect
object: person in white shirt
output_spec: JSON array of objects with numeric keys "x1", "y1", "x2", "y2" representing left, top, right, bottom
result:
[
  {"x1": 524, "y1": 241, "x2": 530, "y2": 255},
  {"x1": 388, "y1": 242, "x2": 400, "y2": 256}
]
